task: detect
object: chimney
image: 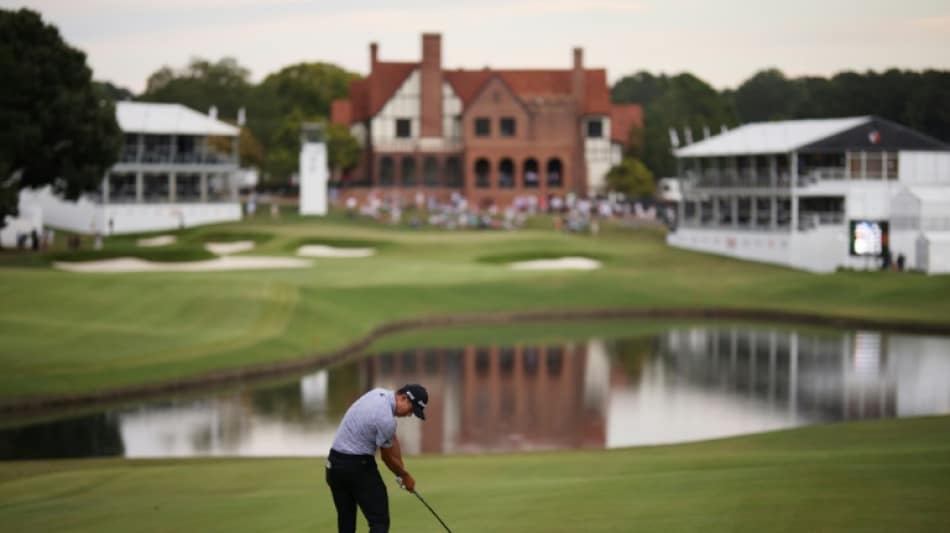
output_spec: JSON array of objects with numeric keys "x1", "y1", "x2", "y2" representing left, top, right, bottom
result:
[
  {"x1": 571, "y1": 47, "x2": 587, "y2": 195},
  {"x1": 369, "y1": 42, "x2": 378, "y2": 73},
  {"x1": 420, "y1": 33, "x2": 443, "y2": 138},
  {"x1": 571, "y1": 47, "x2": 585, "y2": 106}
]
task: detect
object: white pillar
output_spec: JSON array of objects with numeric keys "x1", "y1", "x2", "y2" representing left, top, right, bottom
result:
[
  {"x1": 731, "y1": 196, "x2": 738, "y2": 228},
  {"x1": 769, "y1": 155, "x2": 777, "y2": 188},
  {"x1": 300, "y1": 140, "x2": 328, "y2": 216},
  {"x1": 135, "y1": 172, "x2": 144, "y2": 203},
  {"x1": 770, "y1": 196, "x2": 777, "y2": 229},
  {"x1": 200, "y1": 173, "x2": 208, "y2": 202},
  {"x1": 169, "y1": 173, "x2": 176, "y2": 203},
  {"x1": 750, "y1": 196, "x2": 757, "y2": 229},
  {"x1": 790, "y1": 152, "x2": 799, "y2": 232}
]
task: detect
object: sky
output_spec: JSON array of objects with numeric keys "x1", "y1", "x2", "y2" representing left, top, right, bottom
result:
[{"x1": 4, "y1": 0, "x2": 950, "y2": 94}]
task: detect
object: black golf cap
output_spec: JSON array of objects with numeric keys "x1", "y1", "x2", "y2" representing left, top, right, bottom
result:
[{"x1": 398, "y1": 384, "x2": 428, "y2": 420}]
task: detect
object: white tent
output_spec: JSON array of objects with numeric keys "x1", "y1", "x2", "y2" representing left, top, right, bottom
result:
[{"x1": 917, "y1": 233, "x2": 950, "y2": 274}]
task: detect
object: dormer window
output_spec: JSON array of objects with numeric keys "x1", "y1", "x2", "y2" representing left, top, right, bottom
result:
[{"x1": 587, "y1": 119, "x2": 603, "y2": 138}]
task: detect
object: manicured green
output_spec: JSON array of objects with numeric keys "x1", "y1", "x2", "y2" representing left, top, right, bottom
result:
[
  {"x1": 1, "y1": 416, "x2": 947, "y2": 532},
  {"x1": 1, "y1": 212, "x2": 949, "y2": 400}
]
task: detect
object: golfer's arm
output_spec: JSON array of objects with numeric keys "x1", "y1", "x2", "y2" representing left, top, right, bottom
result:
[{"x1": 380, "y1": 435, "x2": 408, "y2": 477}]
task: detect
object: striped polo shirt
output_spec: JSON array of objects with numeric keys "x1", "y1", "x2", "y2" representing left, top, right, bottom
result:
[{"x1": 331, "y1": 388, "x2": 398, "y2": 455}]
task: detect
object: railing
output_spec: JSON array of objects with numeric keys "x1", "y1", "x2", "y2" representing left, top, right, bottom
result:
[
  {"x1": 116, "y1": 150, "x2": 237, "y2": 166},
  {"x1": 798, "y1": 212, "x2": 845, "y2": 231},
  {"x1": 806, "y1": 167, "x2": 847, "y2": 180},
  {"x1": 683, "y1": 171, "x2": 793, "y2": 190}
]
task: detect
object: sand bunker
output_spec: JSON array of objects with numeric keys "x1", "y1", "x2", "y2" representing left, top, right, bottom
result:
[
  {"x1": 136, "y1": 235, "x2": 176, "y2": 247},
  {"x1": 54, "y1": 255, "x2": 312, "y2": 273},
  {"x1": 508, "y1": 257, "x2": 602, "y2": 271},
  {"x1": 205, "y1": 240, "x2": 256, "y2": 255},
  {"x1": 296, "y1": 245, "x2": 376, "y2": 258}
]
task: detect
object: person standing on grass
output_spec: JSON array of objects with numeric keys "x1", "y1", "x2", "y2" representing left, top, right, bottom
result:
[{"x1": 326, "y1": 384, "x2": 429, "y2": 533}]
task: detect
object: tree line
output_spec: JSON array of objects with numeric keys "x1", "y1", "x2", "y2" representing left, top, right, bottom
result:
[{"x1": 612, "y1": 68, "x2": 950, "y2": 179}]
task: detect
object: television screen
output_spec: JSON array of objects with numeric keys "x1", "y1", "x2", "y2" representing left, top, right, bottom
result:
[{"x1": 849, "y1": 220, "x2": 889, "y2": 257}]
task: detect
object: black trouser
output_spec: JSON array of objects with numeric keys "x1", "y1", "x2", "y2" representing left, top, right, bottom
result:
[{"x1": 326, "y1": 449, "x2": 390, "y2": 533}]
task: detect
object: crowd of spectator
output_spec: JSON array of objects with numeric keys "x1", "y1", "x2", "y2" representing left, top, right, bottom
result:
[{"x1": 339, "y1": 191, "x2": 675, "y2": 234}]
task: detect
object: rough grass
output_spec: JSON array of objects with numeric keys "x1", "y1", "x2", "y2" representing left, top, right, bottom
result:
[{"x1": 0, "y1": 416, "x2": 947, "y2": 532}]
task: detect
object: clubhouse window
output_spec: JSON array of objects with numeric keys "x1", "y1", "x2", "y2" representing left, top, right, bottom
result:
[
  {"x1": 475, "y1": 117, "x2": 491, "y2": 137},
  {"x1": 587, "y1": 119, "x2": 603, "y2": 138},
  {"x1": 396, "y1": 118, "x2": 412, "y2": 138},
  {"x1": 500, "y1": 117, "x2": 516, "y2": 137}
]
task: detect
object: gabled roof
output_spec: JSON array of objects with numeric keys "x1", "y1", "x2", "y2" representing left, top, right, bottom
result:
[
  {"x1": 341, "y1": 61, "x2": 614, "y2": 124},
  {"x1": 675, "y1": 117, "x2": 870, "y2": 157},
  {"x1": 117, "y1": 101, "x2": 240, "y2": 136},
  {"x1": 445, "y1": 68, "x2": 611, "y2": 114},
  {"x1": 368, "y1": 62, "x2": 416, "y2": 119},
  {"x1": 462, "y1": 73, "x2": 533, "y2": 116}
]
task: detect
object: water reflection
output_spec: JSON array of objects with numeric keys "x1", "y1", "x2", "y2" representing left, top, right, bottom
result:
[{"x1": 2, "y1": 326, "x2": 949, "y2": 459}]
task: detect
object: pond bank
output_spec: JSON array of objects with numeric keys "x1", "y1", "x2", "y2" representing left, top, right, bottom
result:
[{"x1": 2, "y1": 306, "x2": 948, "y2": 418}]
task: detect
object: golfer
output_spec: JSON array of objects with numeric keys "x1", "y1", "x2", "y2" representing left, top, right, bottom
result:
[{"x1": 326, "y1": 384, "x2": 429, "y2": 533}]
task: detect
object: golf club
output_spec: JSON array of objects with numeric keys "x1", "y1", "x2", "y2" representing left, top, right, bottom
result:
[
  {"x1": 412, "y1": 490, "x2": 453, "y2": 533},
  {"x1": 397, "y1": 477, "x2": 452, "y2": 532}
]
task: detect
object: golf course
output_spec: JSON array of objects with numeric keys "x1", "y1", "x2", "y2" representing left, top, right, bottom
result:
[{"x1": 2, "y1": 210, "x2": 949, "y2": 531}]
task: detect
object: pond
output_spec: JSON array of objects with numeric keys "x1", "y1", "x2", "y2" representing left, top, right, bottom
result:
[{"x1": 2, "y1": 323, "x2": 949, "y2": 460}]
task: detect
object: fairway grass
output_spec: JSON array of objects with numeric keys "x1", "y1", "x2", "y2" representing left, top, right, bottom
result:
[
  {"x1": 1, "y1": 415, "x2": 947, "y2": 532},
  {"x1": 1, "y1": 214, "x2": 949, "y2": 401}
]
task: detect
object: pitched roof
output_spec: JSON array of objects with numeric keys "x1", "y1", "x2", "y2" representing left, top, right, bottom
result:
[
  {"x1": 116, "y1": 101, "x2": 240, "y2": 136},
  {"x1": 446, "y1": 68, "x2": 611, "y2": 114},
  {"x1": 342, "y1": 62, "x2": 614, "y2": 124},
  {"x1": 610, "y1": 104, "x2": 643, "y2": 145},
  {"x1": 364, "y1": 62, "x2": 417, "y2": 121},
  {"x1": 674, "y1": 117, "x2": 870, "y2": 157}
]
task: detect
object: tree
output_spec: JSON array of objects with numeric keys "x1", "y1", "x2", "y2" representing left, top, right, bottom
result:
[
  {"x1": 141, "y1": 57, "x2": 253, "y2": 120},
  {"x1": 606, "y1": 157, "x2": 655, "y2": 199},
  {"x1": 733, "y1": 68, "x2": 802, "y2": 121},
  {"x1": 93, "y1": 80, "x2": 135, "y2": 102},
  {"x1": 252, "y1": 63, "x2": 360, "y2": 182},
  {"x1": 326, "y1": 123, "x2": 361, "y2": 180},
  {"x1": 0, "y1": 8, "x2": 121, "y2": 224},
  {"x1": 636, "y1": 74, "x2": 736, "y2": 177},
  {"x1": 729, "y1": 67, "x2": 950, "y2": 142}
]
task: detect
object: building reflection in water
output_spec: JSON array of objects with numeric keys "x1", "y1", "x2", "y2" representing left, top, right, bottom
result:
[
  {"x1": 360, "y1": 343, "x2": 610, "y2": 454},
  {"x1": 8, "y1": 326, "x2": 947, "y2": 460},
  {"x1": 357, "y1": 328, "x2": 950, "y2": 453}
]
